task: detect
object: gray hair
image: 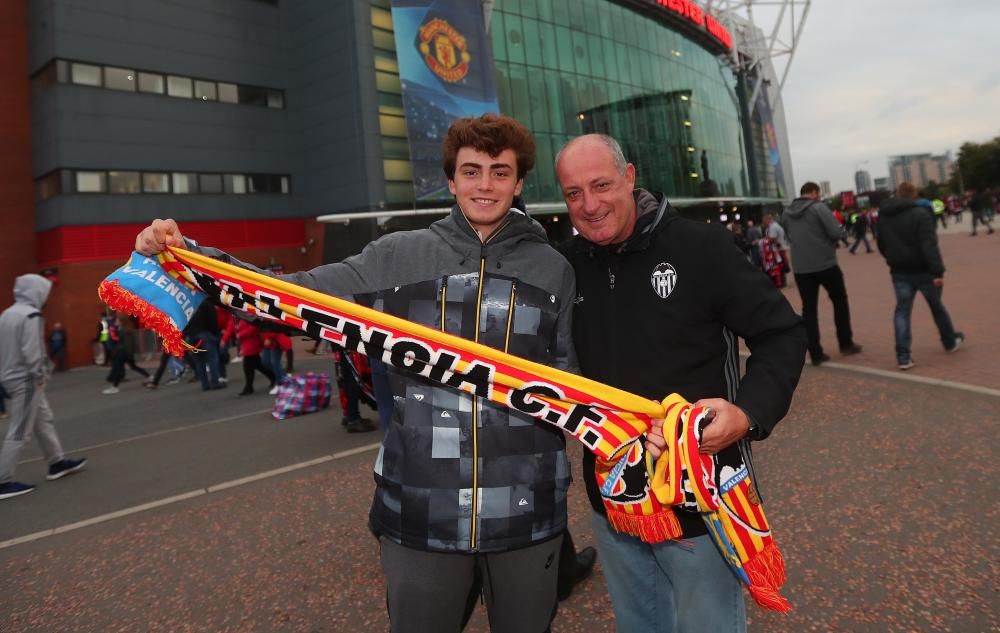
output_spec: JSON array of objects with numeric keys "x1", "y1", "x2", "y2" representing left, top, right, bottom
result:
[{"x1": 555, "y1": 134, "x2": 628, "y2": 175}]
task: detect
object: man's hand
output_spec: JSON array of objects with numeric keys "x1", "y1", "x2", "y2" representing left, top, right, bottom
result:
[
  {"x1": 694, "y1": 398, "x2": 750, "y2": 455},
  {"x1": 135, "y1": 219, "x2": 185, "y2": 256},
  {"x1": 645, "y1": 417, "x2": 666, "y2": 459},
  {"x1": 932, "y1": 277, "x2": 944, "y2": 288}
]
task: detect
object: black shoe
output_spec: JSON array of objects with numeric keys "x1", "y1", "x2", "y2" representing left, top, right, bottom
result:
[
  {"x1": 238, "y1": 389, "x2": 254, "y2": 396},
  {"x1": 946, "y1": 333, "x2": 965, "y2": 353},
  {"x1": 47, "y1": 458, "x2": 88, "y2": 481},
  {"x1": 810, "y1": 353, "x2": 831, "y2": 366},
  {"x1": 345, "y1": 417, "x2": 376, "y2": 433},
  {"x1": 840, "y1": 343, "x2": 863, "y2": 356},
  {"x1": 557, "y1": 547, "x2": 597, "y2": 601}
]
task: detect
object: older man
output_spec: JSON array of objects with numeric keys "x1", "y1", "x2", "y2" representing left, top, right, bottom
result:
[{"x1": 555, "y1": 134, "x2": 806, "y2": 633}]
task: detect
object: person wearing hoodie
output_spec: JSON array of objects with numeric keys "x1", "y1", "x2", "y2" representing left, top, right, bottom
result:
[
  {"x1": 876, "y1": 182, "x2": 964, "y2": 370},
  {"x1": 783, "y1": 182, "x2": 863, "y2": 366},
  {"x1": 0, "y1": 275, "x2": 87, "y2": 500},
  {"x1": 555, "y1": 134, "x2": 806, "y2": 633},
  {"x1": 132, "y1": 114, "x2": 585, "y2": 633}
]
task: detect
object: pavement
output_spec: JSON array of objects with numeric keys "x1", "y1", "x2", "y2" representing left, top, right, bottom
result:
[{"x1": 1, "y1": 226, "x2": 998, "y2": 633}]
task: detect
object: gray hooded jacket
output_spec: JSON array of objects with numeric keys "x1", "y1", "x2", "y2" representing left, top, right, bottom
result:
[
  {"x1": 782, "y1": 197, "x2": 845, "y2": 274},
  {"x1": 190, "y1": 206, "x2": 578, "y2": 553},
  {"x1": 0, "y1": 274, "x2": 52, "y2": 385}
]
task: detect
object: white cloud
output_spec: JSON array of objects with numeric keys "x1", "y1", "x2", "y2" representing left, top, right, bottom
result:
[{"x1": 780, "y1": 0, "x2": 1000, "y2": 192}]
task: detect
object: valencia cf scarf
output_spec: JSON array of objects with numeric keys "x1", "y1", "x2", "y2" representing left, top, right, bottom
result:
[{"x1": 99, "y1": 248, "x2": 790, "y2": 612}]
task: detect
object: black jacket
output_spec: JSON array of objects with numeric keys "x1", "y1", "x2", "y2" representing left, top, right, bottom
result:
[
  {"x1": 559, "y1": 192, "x2": 806, "y2": 537},
  {"x1": 876, "y1": 197, "x2": 945, "y2": 277}
]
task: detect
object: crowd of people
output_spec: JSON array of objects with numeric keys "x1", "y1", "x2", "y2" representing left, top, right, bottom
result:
[{"x1": 0, "y1": 112, "x2": 984, "y2": 633}]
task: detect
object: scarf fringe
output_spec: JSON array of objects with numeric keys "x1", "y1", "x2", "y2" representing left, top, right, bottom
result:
[
  {"x1": 744, "y1": 540, "x2": 791, "y2": 612},
  {"x1": 98, "y1": 279, "x2": 193, "y2": 357},
  {"x1": 605, "y1": 507, "x2": 683, "y2": 544}
]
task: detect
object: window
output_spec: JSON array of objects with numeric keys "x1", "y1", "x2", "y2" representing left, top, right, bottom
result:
[
  {"x1": 71, "y1": 63, "x2": 102, "y2": 87},
  {"x1": 379, "y1": 114, "x2": 407, "y2": 137},
  {"x1": 138, "y1": 72, "x2": 165, "y2": 94},
  {"x1": 371, "y1": 7, "x2": 393, "y2": 30},
  {"x1": 199, "y1": 174, "x2": 223, "y2": 194},
  {"x1": 108, "y1": 171, "x2": 141, "y2": 193},
  {"x1": 104, "y1": 67, "x2": 136, "y2": 92},
  {"x1": 36, "y1": 171, "x2": 61, "y2": 202},
  {"x1": 167, "y1": 75, "x2": 193, "y2": 98},
  {"x1": 247, "y1": 174, "x2": 281, "y2": 193},
  {"x1": 280, "y1": 176, "x2": 289, "y2": 194},
  {"x1": 224, "y1": 174, "x2": 247, "y2": 194},
  {"x1": 194, "y1": 80, "x2": 217, "y2": 101},
  {"x1": 238, "y1": 85, "x2": 268, "y2": 107},
  {"x1": 375, "y1": 71, "x2": 401, "y2": 94},
  {"x1": 383, "y1": 159, "x2": 413, "y2": 181},
  {"x1": 172, "y1": 173, "x2": 198, "y2": 194},
  {"x1": 266, "y1": 90, "x2": 284, "y2": 109},
  {"x1": 76, "y1": 171, "x2": 106, "y2": 192},
  {"x1": 218, "y1": 82, "x2": 238, "y2": 103},
  {"x1": 372, "y1": 29, "x2": 396, "y2": 51},
  {"x1": 142, "y1": 173, "x2": 170, "y2": 193}
]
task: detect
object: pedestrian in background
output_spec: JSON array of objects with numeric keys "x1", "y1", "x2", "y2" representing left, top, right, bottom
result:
[
  {"x1": 969, "y1": 189, "x2": 995, "y2": 236},
  {"x1": 783, "y1": 182, "x2": 863, "y2": 366},
  {"x1": 103, "y1": 315, "x2": 150, "y2": 394},
  {"x1": 48, "y1": 322, "x2": 67, "y2": 371},
  {"x1": 222, "y1": 318, "x2": 274, "y2": 396},
  {"x1": 877, "y1": 182, "x2": 965, "y2": 370},
  {"x1": 0, "y1": 274, "x2": 87, "y2": 500}
]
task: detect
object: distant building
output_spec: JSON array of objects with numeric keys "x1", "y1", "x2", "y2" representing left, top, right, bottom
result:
[
  {"x1": 873, "y1": 177, "x2": 890, "y2": 191},
  {"x1": 854, "y1": 170, "x2": 873, "y2": 193},
  {"x1": 888, "y1": 153, "x2": 953, "y2": 190},
  {"x1": 820, "y1": 180, "x2": 832, "y2": 197}
]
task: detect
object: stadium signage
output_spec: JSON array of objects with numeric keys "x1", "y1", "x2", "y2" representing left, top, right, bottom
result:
[{"x1": 649, "y1": 0, "x2": 733, "y2": 50}]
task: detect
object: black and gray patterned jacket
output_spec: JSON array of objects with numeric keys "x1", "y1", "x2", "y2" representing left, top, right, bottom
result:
[{"x1": 191, "y1": 206, "x2": 578, "y2": 553}]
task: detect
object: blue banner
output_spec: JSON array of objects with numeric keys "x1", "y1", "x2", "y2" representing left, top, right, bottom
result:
[
  {"x1": 391, "y1": 0, "x2": 499, "y2": 201},
  {"x1": 754, "y1": 88, "x2": 786, "y2": 199}
]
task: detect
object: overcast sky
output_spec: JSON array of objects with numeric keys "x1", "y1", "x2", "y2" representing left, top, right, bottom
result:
[{"x1": 778, "y1": 0, "x2": 999, "y2": 193}]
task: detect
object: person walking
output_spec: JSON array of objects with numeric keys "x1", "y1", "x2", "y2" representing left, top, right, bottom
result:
[
  {"x1": 877, "y1": 182, "x2": 965, "y2": 370},
  {"x1": 47, "y1": 322, "x2": 67, "y2": 371},
  {"x1": 0, "y1": 275, "x2": 87, "y2": 500},
  {"x1": 222, "y1": 319, "x2": 275, "y2": 396},
  {"x1": 969, "y1": 189, "x2": 995, "y2": 236},
  {"x1": 103, "y1": 315, "x2": 151, "y2": 394},
  {"x1": 783, "y1": 182, "x2": 863, "y2": 366},
  {"x1": 554, "y1": 134, "x2": 805, "y2": 633},
  {"x1": 848, "y1": 210, "x2": 873, "y2": 254}
]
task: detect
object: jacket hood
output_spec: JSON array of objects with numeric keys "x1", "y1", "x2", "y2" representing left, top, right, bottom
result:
[
  {"x1": 784, "y1": 197, "x2": 817, "y2": 218},
  {"x1": 879, "y1": 197, "x2": 920, "y2": 217},
  {"x1": 430, "y1": 205, "x2": 549, "y2": 264},
  {"x1": 13, "y1": 274, "x2": 52, "y2": 309}
]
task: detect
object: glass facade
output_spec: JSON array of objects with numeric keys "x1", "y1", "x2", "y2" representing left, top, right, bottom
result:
[{"x1": 491, "y1": 0, "x2": 748, "y2": 202}]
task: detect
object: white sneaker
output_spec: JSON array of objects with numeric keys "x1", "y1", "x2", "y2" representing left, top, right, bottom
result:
[
  {"x1": 218, "y1": 377, "x2": 228, "y2": 384},
  {"x1": 102, "y1": 386, "x2": 120, "y2": 394},
  {"x1": 268, "y1": 386, "x2": 279, "y2": 395}
]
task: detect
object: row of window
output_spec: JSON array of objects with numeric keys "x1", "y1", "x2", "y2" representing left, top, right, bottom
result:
[
  {"x1": 34, "y1": 60, "x2": 285, "y2": 109},
  {"x1": 36, "y1": 170, "x2": 290, "y2": 201}
]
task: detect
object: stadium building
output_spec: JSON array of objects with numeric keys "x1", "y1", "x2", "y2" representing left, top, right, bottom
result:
[{"x1": 2, "y1": 0, "x2": 799, "y2": 367}]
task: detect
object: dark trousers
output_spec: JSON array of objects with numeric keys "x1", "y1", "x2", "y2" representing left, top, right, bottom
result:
[
  {"x1": 794, "y1": 265, "x2": 855, "y2": 361},
  {"x1": 107, "y1": 349, "x2": 150, "y2": 386},
  {"x1": 240, "y1": 354, "x2": 274, "y2": 394}
]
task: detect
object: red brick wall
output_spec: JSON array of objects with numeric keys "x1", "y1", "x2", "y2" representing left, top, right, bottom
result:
[{"x1": 0, "y1": 1, "x2": 38, "y2": 306}]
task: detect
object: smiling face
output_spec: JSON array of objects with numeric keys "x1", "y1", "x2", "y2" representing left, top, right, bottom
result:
[
  {"x1": 556, "y1": 137, "x2": 638, "y2": 246},
  {"x1": 448, "y1": 146, "x2": 523, "y2": 238}
]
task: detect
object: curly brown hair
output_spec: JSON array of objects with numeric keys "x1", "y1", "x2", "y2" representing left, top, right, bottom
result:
[{"x1": 442, "y1": 113, "x2": 536, "y2": 180}]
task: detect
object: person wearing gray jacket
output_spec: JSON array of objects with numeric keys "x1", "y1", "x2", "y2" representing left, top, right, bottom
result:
[
  {"x1": 0, "y1": 274, "x2": 87, "y2": 500},
  {"x1": 134, "y1": 114, "x2": 579, "y2": 633},
  {"x1": 783, "y1": 182, "x2": 863, "y2": 366}
]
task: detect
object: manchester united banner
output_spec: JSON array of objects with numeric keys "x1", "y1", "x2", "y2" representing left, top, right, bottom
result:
[{"x1": 390, "y1": 0, "x2": 499, "y2": 200}]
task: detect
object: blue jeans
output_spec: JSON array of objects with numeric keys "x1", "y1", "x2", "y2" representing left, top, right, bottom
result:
[
  {"x1": 591, "y1": 512, "x2": 746, "y2": 633},
  {"x1": 191, "y1": 331, "x2": 221, "y2": 389},
  {"x1": 262, "y1": 347, "x2": 285, "y2": 386},
  {"x1": 891, "y1": 273, "x2": 958, "y2": 363}
]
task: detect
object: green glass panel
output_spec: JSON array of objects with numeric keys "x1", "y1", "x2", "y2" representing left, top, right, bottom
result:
[
  {"x1": 538, "y1": 20, "x2": 558, "y2": 69},
  {"x1": 544, "y1": 69, "x2": 566, "y2": 135},
  {"x1": 505, "y1": 13, "x2": 526, "y2": 65},
  {"x1": 522, "y1": 17, "x2": 542, "y2": 67},
  {"x1": 551, "y1": 0, "x2": 570, "y2": 26},
  {"x1": 571, "y1": 30, "x2": 590, "y2": 77},
  {"x1": 492, "y1": 12, "x2": 508, "y2": 61},
  {"x1": 525, "y1": 64, "x2": 550, "y2": 132},
  {"x1": 589, "y1": 34, "x2": 605, "y2": 78},
  {"x1": 508, "y1": 64, "x2": 532, "y2": 127},
  {"x1": 555, "y1": 26, "x2": 575, "y2": 73}
]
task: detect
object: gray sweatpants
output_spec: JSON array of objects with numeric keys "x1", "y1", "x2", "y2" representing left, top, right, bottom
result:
[
  {"x1": 379, "y1": 535, "x2": 562, "y2": 633},
  {"x1": 0, "y1": 379, "x2": 63, "y2": 483}
]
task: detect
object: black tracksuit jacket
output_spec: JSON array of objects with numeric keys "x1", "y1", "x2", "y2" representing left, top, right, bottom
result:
[{"x1": 559, "y1": 193, "x2": 807, "y2": 537}]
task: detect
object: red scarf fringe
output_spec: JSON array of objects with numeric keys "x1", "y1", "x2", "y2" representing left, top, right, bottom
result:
[
  {"x1": 605, "y1": 508, "x2": 682, "y2": 544},
  {"x1": 744, "y1": 540, "x2": 791, "y2": 612},
  {"x1": 97, "y1": 279, "x2": 194, "y2": 357}
]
